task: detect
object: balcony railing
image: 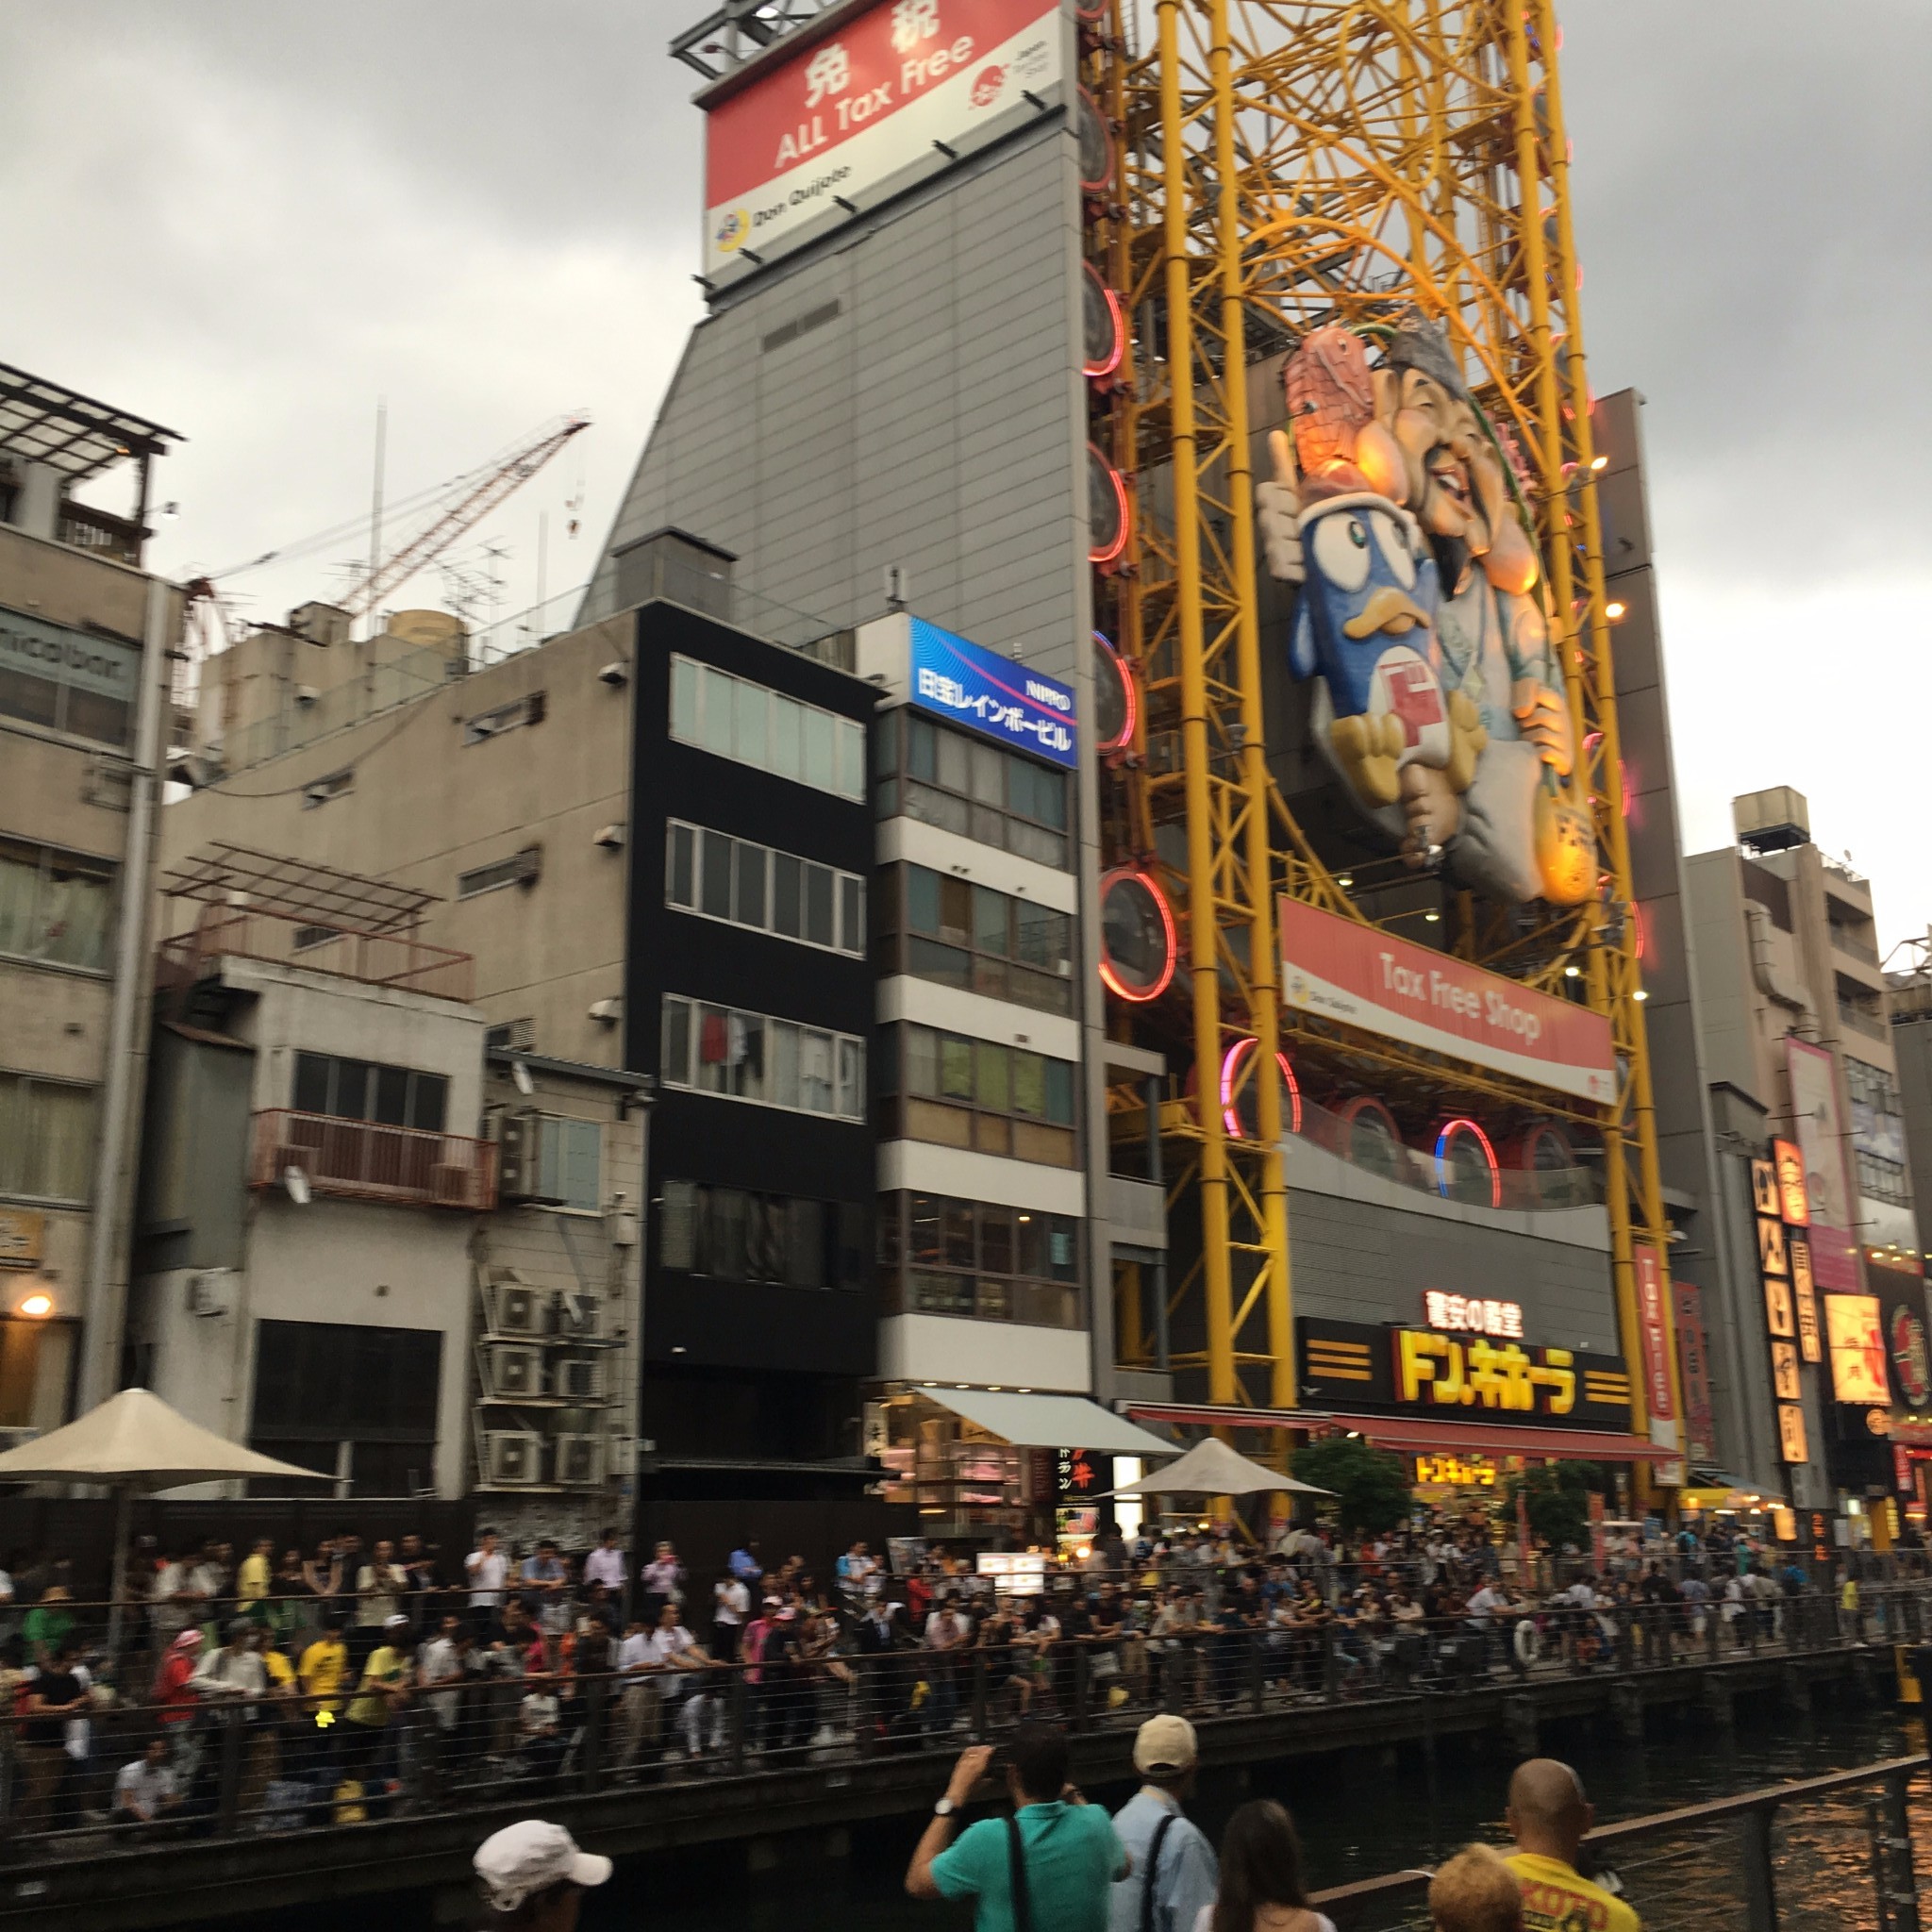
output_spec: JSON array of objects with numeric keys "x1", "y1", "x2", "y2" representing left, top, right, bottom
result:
[
  {"x1": 249, "y1": 1109, "x2": 497, "y2": 1209},
  {"x1": 158, "y1": 909, "x2": 473, "y2": 1002},
  {"x1": 1830, "y1": 924, "x2": 1882, "y2": 967},
  {"x1": 1838, "y1": 1001, "x2": 1890, "y2": 1042}
]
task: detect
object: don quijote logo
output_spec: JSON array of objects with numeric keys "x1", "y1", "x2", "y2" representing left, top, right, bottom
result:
[
  {"x1": 713, "y1": 207, "x2": 752, "y2": 252},
  {"x1": 970, "y1": 62, "x2": 1007, "y2": 109}
]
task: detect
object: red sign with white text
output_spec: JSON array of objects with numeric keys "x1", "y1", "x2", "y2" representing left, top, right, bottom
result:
[
  {"x1": 703, "y1": 0, "x2": 1062, "y2": 275},
  {"x1": 1277, "y1": 896, "x2": 1616, "y2": 1103},
  {"x1": 1632, "y1": 1243, "x2": 1677, "y2": 1424}
]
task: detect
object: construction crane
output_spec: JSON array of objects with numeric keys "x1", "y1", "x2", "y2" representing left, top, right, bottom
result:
[
  {"x1": 1084, "y1": 2, "x2": 1684, "y2": 1483},
  {"x1": 340, "y1": 414, "x2": 588, "y2": 621}
]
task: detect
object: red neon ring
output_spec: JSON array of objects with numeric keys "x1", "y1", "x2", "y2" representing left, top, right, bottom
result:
[
  {"x1": 1083, "y1": 275, "x2": 1125, "y2": 380},
  {"x1": 1435, "y1": 1116, "x2": 1502, "y2": 1209},
  {"x1": 1094, "y1": 629, "x2": 1136, "y2": 752},
  {"x1": 1089, "y1": 445, "x2": 1131, "y2": 566},
  {"x1": 1097, "y1": 868, "x2": 1175, "y2": 1004},
  {"x1": 1219, "y1": 1037, "x2": 1303, "y2": 1139}
]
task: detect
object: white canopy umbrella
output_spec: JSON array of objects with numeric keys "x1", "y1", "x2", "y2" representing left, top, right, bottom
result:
[
  {"x1": 0, "y1": 1388, "x2": 325, "y2": 1656},
  {"x1": 1105, "y1": 1434, "x2": 1333, "y2": 1498}
]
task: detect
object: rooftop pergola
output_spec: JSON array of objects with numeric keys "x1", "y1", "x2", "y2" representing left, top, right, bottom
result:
[
  {"x1": 159, "y1": 843, "x2": 439, "y2": 938},
  {"x1": 0, "y1": 362, "x2": 182, "y2": 482}
]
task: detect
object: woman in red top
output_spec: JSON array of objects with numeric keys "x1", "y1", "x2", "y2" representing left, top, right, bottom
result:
[{"x1": 153, "y1": 1629, "x2": 204, "y2": 1725}]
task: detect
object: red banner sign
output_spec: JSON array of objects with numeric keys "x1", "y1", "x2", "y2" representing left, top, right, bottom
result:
[
  {"x1": 1278, "y1": 896, "x2": 1616, "y2": 1103},
  {"x1": 1632, "y1": 1242, "x2": 1676, "y2": 1424}
]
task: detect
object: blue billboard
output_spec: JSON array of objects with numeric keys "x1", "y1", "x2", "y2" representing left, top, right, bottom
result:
[{"x1": 908, "y1": 617, "x2": 1078, "y2": 770}]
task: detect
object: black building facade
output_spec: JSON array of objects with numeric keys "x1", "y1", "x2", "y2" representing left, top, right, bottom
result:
[{"x1": 624, "y1": 592, "x2": 882, "y2": 1537}]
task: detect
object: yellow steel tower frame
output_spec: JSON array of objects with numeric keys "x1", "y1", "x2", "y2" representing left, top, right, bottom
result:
[{"x1": 1088, "y1": 1, "x2": 1687, "y2": 1452}]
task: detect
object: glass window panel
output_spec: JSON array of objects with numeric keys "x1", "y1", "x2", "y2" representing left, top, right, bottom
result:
[
  {"x1": 661, "y1": 997, "x2": 691, "y2": 1086},
  {"x1": 701, "y1": 666, "x2": 735, "y2": 757},
  {"x1": 734, "y1": 681, "x2": 769, "y2": 770},
  {"x1": 0, "y1": 845, "x2": 38, "y2": 958},
  {"x1": 838, "y1": 1203, "x2": 865, "y2": 1290},
  {"x1": 373, "y1": 1065, "x2": 409, "y2": 1126},
  {"x1": 979, "y1": 1205, "x2": 1015, "y2": 1276},
  {"x1": 1013, "y1": 900, "x2": 1055, "y2": 969},
  {"x1": 0, "y1": 667, "x2": 59, "y2": 733},
  {"x1": 1011, "y1": 1051, "x2": 1046, "y2": 1118},
  {"x1": 1007, "y1": 758, "x2": 1037, "y2": 822},
  {"x1": 907, "y1": 781, "x2": 971, "y2": 837},
  {"x1": 838, "y1": 1038, "x2": 862, "y2": 1119},
  {"x1": 772, "y1": 852, "x2": 803, "y2": 937},
  {"x1": 38, "y1": 858, "x2": 113, "y2": 969},
  {"x1": 1043, "y1": 1058, "x2": 1074, "y2": 1125},
  {"x1": 908, "y1": 937, "x2": 971, "y2": 988},
  {"x1": 1048, "y1": 1217, "x2": 1078, "y2": 1282},
  {"x1": 800, "y1": 1030, "x2": 834, "y2": 1114},
  {"x1": 975, "y1": 1042, "x2": 1010, "y2": 1115},
  {"x1": 905, "y1": 1024, "x2": 939, "y2": 1097},
  {"x1": 1034, "y1": 767, "x2": 1068, "y2": 831},
  {"x1": 971, "y1": 957, "x2": 1008, "y2": 1002},
  {"x1": 667, "y1": 823, "x2": 695, "y2": 907},
  {"x1": 935, "y1": 727, "x2": 969, "y2": 795},
  {"x1": 408, "y1": 1074, "x2": 446, "y2": 1136},
  {"x1": 908, "y1": 716, "x2": 937, "y2": 784},
  {"x1": 735, "y1": 842, "x2": 768, "y2": 927},
  {"x1": 1014, "y1": 1210, "x2": 1045, "y2": 1280},
  {"x1": 1011, "y1": 1121, "x2": 1074, "y2": 1167},
  {"x1": 561, "y1": 1119, "x2": 602, "y2": 1210},
  {"x1": 772, "y1": 695, "x2": 804, "y2": 781},
  {"x1": 839, "y1": 719, "x2": 866, "y2": 800},
  {"x1": 839, "y1": 874, "x2": 862, "y2": 953},
  {"x1": 786, "y1": 1198, "x2": 825, "y2": 1287},
  {"x1": 805, "y1": 864, "x2": 835, "y2": 946},
  {"x1": 872, "y1": 707, "x2": 899, "y2": 781},
  {"x1": 876, "y1": 1194, "x2": 903, "y2": 1274},
  {"x1": 804, "y1": 708, "x2": 834, "y2": 791},
  {"x1": 770, "y1": 1021, "x2": 801, "y2": 1109},
  {"x1": 660, "y1": 1179, "x2": 696, "y2": 1271},
  {"x1": 975, "y1": 1115, "x2": 1010, "y2": 1157},
  {"x1": 873, "y1": 1023, "x2": 897, "y2": 1099},
  {"x1": 293, "y1": 1053, "x2": 331, "y2": 1115},
  {"x1": 905, "y1": 866, "x2": 941, "y2": 936},
  {"x1": 939, "y1": 1036, "x2": 974, "y2": 1103},
  {"x1": 744, "y1": 1194, "x2": 784, "y2": 1282},
  {"x1": 971, "y1": 804, "x2": 1005, "y2": 848},
  {"x1": 1010, "y1": 821, "x2": 1066, "y2": 870},
  {"x1": 941, "y1": 1199, "x2": 975, "y2": 1270},
  {"x1": 670, "y1": 657, "x2": 698, "y2": 743},
  {"x1": 728, "y1": 1012, "x2": 766, "y2": 1100},
  {"x1": 907, "y1": 1098, "x2": 974, "y2": 1148},
  {"x1": 700, "y1": 829, "x2": 734, "y2": 920},
  {"x1": 694, "y1": 1005, "x2": 730, "y2": 1092},
  {"x1": 940, "y1": 876, "x2": 973, "y2": 944},
  {"x1": 708, "y1": 1189, "x2": 749, "y2": 1281},
  {"x1": 6, "y1": 1079, "x2": 95, "y2": 1200},
  {"x1": 970, "y1": 741, "x2": 1004, "y2": 805},
  {"x1": 332, "y1": 1060, "x2": 373, "y2": 1120},
  {"x1": 974, "y1": 886, "x2": 1009, "y2": 958},
  {"x1": 908, "y1": 1194, "x2": 942, "y2": 1267}
]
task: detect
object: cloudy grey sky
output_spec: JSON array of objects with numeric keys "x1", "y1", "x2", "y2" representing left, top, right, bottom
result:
[{"x1": 5, "y1": 3, "x2": 1929, "y2": 943}]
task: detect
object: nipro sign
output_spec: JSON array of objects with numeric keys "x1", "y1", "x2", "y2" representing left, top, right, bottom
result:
[
  {"x1": 1278, "y1": 896, "x2": 1615, "y2": 1103},
  {"x1": 908, "y1": 616, "x2": 1077, "y2": 769},
  {"x1": 702, "y1": 0, "x2": 1062, "y2": 279}
]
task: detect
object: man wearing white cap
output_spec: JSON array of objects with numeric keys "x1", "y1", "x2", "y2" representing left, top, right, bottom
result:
[
  {"x1": 1108, "y1": 1715, "x2": 1218, "y2": 1932},
  {"x1": 474, "y1": 1820, "x2": 611, "y2": 1930}
]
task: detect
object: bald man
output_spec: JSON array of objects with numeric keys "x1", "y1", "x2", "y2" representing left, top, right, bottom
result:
[{"x1": 1504, "y1": 1759, "x2": 1639, "y2": 1932}]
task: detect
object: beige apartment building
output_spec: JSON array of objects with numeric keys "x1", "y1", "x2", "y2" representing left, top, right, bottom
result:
[{"x1": 0, "y1": 366, "x2": 182, "y2": 1430}]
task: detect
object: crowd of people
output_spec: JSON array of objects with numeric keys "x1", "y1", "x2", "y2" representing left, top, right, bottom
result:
[{"x1": 0, "y1": 1507, "x2": 1890, "y2": 1843}]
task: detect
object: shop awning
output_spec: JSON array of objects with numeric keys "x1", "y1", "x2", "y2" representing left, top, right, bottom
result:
[
  {"x1": 919, "y1": 1388, "x2": 1178, "y2": 1458},
  {"x1": 1124, "y1": 1402, "x2": 1674, "y2": 1464}
]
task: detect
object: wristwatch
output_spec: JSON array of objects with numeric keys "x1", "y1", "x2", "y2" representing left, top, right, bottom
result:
[{"x1": 933, "y1": 1796, "x2": 958, "y2": 1818}]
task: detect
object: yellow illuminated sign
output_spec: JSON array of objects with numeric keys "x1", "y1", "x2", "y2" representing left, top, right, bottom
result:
[
  {"x1": 1414, "y1": 1454, "x2": 1495, "y2": 1487},
  {"x1": 1825, "y1": 1294, "x2": 1890, "y2": 1406},
  {"x1": 1790, "y1": 1236, "x2": 1822, "y2": 1364},
  {"x1": 1393, "y1": 1331, "x2": 1575, "y2": 1415},
  {"x1": 1773, "y1": 1139, "x2": 1809, "y2": 1225},
  {"x1": 1778, "y1": 1403, "x2": 1809, "y2": 1464}
]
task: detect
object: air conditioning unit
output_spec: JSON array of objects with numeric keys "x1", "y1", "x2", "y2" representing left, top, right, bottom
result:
[
  {"x1": 498, "y1": 1109, "x2": 540, "y2": 1202},
  {"x1": 186, "y1": 1270, "x2": 238, "y2": 1319},
  {"x1": 555, "y1": 1290, "x2": 603, "y2": 1341},
  {"x1": 484, "y1": 1430, "x2": 545, "y2": 1487},
  {"x1": 485, "y1": 1343, "x2": 543, "y2": 1399},
  {"x1": 555, "y1": 1434, "x2": 605, "y2": 1486},
  {"x1": 492, "y1": 1280, "x2": 548, "y2": 1336},
  {"x1": 556, "y1": 1357, "x2": 606, "y2": 1403}
]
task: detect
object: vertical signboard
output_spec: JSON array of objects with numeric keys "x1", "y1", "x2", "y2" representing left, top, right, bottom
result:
[
  {"x1": 1786, "y1": 1038, "x2": 1858, "y2": 1291},
  {"x1": 1789, "y1": 1234, "x2": 1823, "y2": 1364},
  {"x1": 1674, "y1": 1283, "x2": 1716, "y2": 1465},
  {"x1": 1632, "y1": 1245, "x2": 1678, "y2": 1463}
]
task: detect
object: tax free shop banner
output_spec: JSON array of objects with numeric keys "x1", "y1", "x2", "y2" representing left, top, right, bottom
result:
[
  {"x1": 701, "y1": 0, "x2": 1063, "y2": 276},
  {"x1": 1277, "y1": 896, "x2": 1616, "y2": 1103}
]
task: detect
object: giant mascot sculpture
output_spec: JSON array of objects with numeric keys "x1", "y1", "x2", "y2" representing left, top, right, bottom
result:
[{"x1": 1258, "y1": 310, "x2": 1594, "y2": 907}]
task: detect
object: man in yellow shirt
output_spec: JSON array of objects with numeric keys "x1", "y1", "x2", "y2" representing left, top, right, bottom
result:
[
  {"x1": 1505, "y1": 1759, "x2": 1640, "y2": 1932},
  {"x1": 237, "y1": 1538, "x2": 275, "y2": 1622},
  {"x1": 297, "y1": 1615, "x2": 351, "y2": 1821}
]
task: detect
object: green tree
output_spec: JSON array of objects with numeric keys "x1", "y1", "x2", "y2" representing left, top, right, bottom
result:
[
  {"x1": 1291, "y1": 1434, "x2": 1414, "y2": 1534},
  {"x1": 1505, "y1": 1460, "x2": 1607, "y2": 1551}
]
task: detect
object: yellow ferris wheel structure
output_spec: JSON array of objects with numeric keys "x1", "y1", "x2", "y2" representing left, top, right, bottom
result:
[{"x1": 1085, "y1": 0, "x2": 1686, "y2": 1466}]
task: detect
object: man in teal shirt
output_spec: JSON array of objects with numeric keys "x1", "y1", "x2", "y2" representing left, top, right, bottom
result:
[{"x1": 907, "y1": 1724, "x2": 1130, "y2": 1932}]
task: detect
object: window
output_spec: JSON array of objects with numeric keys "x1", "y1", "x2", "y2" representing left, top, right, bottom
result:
[
  {"x1": 877, "y1": 1022, "x2": 1078, "y2": 1166},
  {"x1": 879, "y1": 1191, "x2": 1080, "y2": 1329},
  {"x1": 0, "y1": 1074, "x2": 96, "y2": 1202},
  {"x1": 291, "y1": 1053, "x2": 448, "y2": 1132},
  {"x1": 0, "y1": 608, "x2": 138, "y2": 748},
  {"x1": 1846, "y1": 1058, "x2": 1911, "y2": 1207},
  {"x1": 458, "y1": 846, "x2": 541, "y2": 899},
  {"x1": 664, "y1": 821, "x2": 865, "y2": 955},
  {"x1": 463, "y1": 691, "x2": 546, "y2": 745},
  {"x1": 874, "y1": 862, "x2": 1075, "y2": 1016},
  {"x1": 536, "y1": 1117, "x2": 602, "y2": 1212},
  {"x1": 658, "y1": 995, "x2": 865, "y2": 1122},
  {"x1": 0, "y1": 839, "x2": 116, "y2": 972},
  {"x1": 659, "y1": 1178, "x2": 863, "y2": 1290},
  {"x1": 248, "y1": 1320, "x2": 441, "y2": 1496},
  {"x1": 872, "y1": 710, "x2": 1071, "y2": 868},
  {"x1": 667, "y1": 653, "x2": 865, "y2": 802}
]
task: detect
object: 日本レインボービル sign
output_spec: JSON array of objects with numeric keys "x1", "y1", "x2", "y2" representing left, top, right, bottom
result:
[
  {"x1": 1276, "y1": 896, "x2": 1615, "y2": 1102},
  {"x1": 907, "y1": 617, "x2": 1077, "y2": 768},
  {"x1": 1297, "y1": 1318, "x2": 1633, "y2": 1432},
  {"x1": 701, "y1": 0, "x2": 1063, "y2": 277}
]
